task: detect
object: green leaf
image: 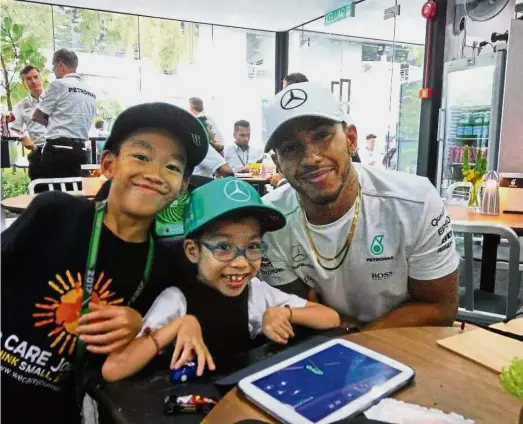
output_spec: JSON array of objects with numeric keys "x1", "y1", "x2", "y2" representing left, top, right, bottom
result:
[
  {"x1": 500, "y1": 358, "x2": 523, "y2": 401},
  {"x1": 2, "y1": 16, "x2": 13, "y2": 33},
  {"x1": 11, "y1": 23, "x2": 23, "y2": 41}
]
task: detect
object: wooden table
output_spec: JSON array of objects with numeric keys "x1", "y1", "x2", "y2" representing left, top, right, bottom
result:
[
  {"x1": 447, "y1": 205, "x2": 523, "y2": 293},
  {"x1": 447, "y1": 205, "x2": 523, "y2": 233},
  {"x1": 1, "y1": 187, "x2": 98, "y2": 214},
  {"x1": 236, "y1": 175, "x2": 271, "y2": 195},
  {"x1": 203, "y1": 327, "x2": 521, "y2": 424}
]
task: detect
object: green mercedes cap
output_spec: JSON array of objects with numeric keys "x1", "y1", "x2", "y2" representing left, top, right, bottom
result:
[{"x1": 184, "y1": 177, "x2": 286, "y2": 236}]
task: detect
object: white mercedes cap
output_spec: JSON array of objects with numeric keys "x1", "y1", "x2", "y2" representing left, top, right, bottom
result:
[{"x1": 263, "y1": 82, "x2": 352, "y2": 152}]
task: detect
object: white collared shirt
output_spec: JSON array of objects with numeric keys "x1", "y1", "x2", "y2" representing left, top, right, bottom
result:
[
  {"x1": 260, "y1": 164, "x2": 460, "y2": 323},
  {"x1": 37, "y1": 73, "x2": 97, "y2": 140},
  {"x1": 197, "y1": 112, "x2": 224, "y2": 144},
  {"x1": 224, "y1": 144, "x2": 263, "y2": 172},
  {"x1": 193, "y1": 145, "x2": 227, "y2": 178},
  {"x1": 10, "y1": 92, "x2": 47, "y2": 145}
]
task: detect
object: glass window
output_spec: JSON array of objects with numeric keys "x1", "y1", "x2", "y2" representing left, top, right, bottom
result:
[
  {"x1": 138, "y1": 18, "x2": 208, "y2": 105},
  {"x1": 3, "y1": 1, "x2": 273, "y2": 152},
  {"x1": 53, "y1": 7, "x2": 139, "y2": 58},
  {"x1": 289, "y1": 0, "x2": 427, "y2": 174},
  {"x1": 209, "y1": 27, "x2": 275, "y2": 149},
  {"x1": 52, "y1": 7, "x2": 141, "y2": 128},
  {"x1": 1, "y1": 0, "x2": 53, "y2": 50},
  {"x1": 0, "y1": 0, "x2": 53, "y2": 111}
]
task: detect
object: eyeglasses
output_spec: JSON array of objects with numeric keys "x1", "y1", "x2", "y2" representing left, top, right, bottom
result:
[{"x1": 200, "y1": 241, "x2": 268, "y2": 263}]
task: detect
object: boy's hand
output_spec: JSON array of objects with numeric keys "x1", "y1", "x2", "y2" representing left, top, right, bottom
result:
[
  {"x1": 262, "y1": 307, "x2": 294, "y2": 344},
  {"x1": 77, "y1": 302, "x2": 142, "y2": 354},
  {"x1": 171, "y1": 315, "x2": 215, "y2": 376}
]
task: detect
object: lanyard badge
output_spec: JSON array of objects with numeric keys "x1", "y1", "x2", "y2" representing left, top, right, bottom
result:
[{"x1": 75, "y1": 201, "x2": 154, "y2": 402}]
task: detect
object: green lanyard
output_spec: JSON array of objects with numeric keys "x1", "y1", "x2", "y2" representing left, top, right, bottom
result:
[{"x1": 76, "y1": 201, "x2": 155, "y2": 359}]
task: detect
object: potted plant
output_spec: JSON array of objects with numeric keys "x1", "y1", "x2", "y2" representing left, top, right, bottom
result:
[
  {"x1": 462, "y1": 145, "x2": 487, "y2": 209},
  {"x1": 500, "y1": 357, "x2": 523, "y2": 423}
]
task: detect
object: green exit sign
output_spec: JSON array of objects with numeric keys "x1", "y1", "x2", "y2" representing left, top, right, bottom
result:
[{"x1": 324, "y1": 3, "x2": 355, "y2": 26}]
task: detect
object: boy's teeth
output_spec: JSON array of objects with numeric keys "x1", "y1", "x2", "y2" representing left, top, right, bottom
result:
[{"x1": 228, "y1": 275, "x2": 244, "y2": 282}]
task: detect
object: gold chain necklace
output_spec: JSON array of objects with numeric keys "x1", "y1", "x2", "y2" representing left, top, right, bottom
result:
[{"x1": 300, "y1": 186, "x2": 361, "y2": 271}]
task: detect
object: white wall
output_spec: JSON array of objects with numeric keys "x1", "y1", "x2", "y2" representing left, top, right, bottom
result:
[{"x1": 444, "y1": 0, "x2": 516, "y2": 61}]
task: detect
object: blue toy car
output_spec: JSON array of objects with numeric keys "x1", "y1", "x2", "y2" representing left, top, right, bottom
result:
[{"x1": 170, "y1": 362, "x2": 197, "y2": 383}]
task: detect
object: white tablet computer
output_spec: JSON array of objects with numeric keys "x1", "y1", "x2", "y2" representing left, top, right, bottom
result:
[{"x1": 239, "y1": 338, "x2": 414, "y2": 424}]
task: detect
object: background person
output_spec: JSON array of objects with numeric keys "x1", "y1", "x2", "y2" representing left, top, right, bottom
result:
[
  {"x1": 189, "y1": 96, "x2": 224, "y2": 147},
  {"x1": 282, "y1": 72, "x2": 309, "y2": 89},
  {"x1": 33, "y1": 48, "x2": 97, "y2": 178},
  {"x1": 9, "y1": 65, "x2": 46, "y2": 179},
  {"x1": 359, "y1": 133, "x2": 383, "y2": 167},
  {"x1": 224, "y1": 120, "x2": 262, "y2": 173},
  {"x1": 200, "y1": 114, "x2": 223, "y2": 155},
  {"x1": 94, "y1": 119, "x2": 109, "y2": 137},
  {"x1": 260, "y1": 82, "x2": 459, "y2": 331},
  {"x1": 192, "y1": 116, "x2": 234, "y2": 178}
]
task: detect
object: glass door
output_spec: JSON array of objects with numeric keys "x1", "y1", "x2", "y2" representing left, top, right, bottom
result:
[{"x1": 437, "y1": 51, "x2": 506, "y2": 195}]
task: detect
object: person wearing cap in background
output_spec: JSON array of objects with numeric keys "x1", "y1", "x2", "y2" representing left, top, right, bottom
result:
[
  {"x1": 101, "y1": 177, "x2": 340, "y2": 381},
  {"x1": 32, "y1": 49, "x2": 97, "y2": 180},
  {"x1": 358, "y1": 133, "x2": 383, "y2": 167},
  {"x1": 1, "y1": 102, "x2": 209, "y2": 424},
  {"x1": 260, "y1": 82, "x2": 460, "y2": 331}
]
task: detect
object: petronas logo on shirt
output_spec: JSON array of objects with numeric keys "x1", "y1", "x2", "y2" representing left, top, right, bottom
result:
[
  {"x1": 33, "y1": 270, "x2": 124, "y2": 356},
  {"x1": 370, "y1": 235, "x2": 384, "y2": 255}
]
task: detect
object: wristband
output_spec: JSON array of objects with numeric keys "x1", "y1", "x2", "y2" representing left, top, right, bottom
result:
[
  {"x1": 143, "y1": 327, "x2": 162, "y2": 355},
  {"x1": 284, "y1": 304, "x2": 293, "y2": 324}
]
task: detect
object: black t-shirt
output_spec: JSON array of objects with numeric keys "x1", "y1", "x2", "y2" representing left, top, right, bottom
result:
[
  {"x1": 1, "y1": 192, "x2": 176, "y2": 424},
  {"x1": 181, "y1": 275, "x2": 253, "y2": 369}
]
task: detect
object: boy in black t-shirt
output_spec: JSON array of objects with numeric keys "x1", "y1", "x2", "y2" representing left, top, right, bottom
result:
[{"x1": 1, "y1": 103, "x2": 214, "y2": 424}]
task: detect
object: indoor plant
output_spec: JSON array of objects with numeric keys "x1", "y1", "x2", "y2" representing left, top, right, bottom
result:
[
  {"x1": 462, "y1": 145, "x2": 487, "y2": 209},
  {"x1": 500, "y1": 357, "x2": 523, "y2": 423}
]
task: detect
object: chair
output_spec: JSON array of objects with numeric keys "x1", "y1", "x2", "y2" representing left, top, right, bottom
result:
[
  {"x1": 446, "y1": 181, "x2": 472, "y2": 204},
  {"x1": 448, "y1": 181, "x2": 523, "y2": 311},
  {"x1": 453, "y1": 220, "x2": 522, "y2": 323},
  {"x1": 28, "y1": 177, "x2": 83, "y2": 195}
]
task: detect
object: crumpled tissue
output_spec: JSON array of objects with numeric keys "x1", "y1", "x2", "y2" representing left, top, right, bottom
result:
[{"x1": 364, "y1": 398, "x2": 475, "y2": 424}]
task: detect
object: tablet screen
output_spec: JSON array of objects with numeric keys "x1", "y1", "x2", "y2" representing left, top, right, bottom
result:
[{"x1": 252, "y1": 343, "x2": 402, "y2": 423}]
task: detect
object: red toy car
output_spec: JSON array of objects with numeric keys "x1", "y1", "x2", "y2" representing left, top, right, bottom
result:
[{"x1": 163, "y1": 394, "x2": 217, "y2": 415}]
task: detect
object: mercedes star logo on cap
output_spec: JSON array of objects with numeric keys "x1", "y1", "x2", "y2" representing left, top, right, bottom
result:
[
  {"x1": 280, "y1": 89, "x2": 308, "y2": 110},
  {"x1": 223, "y1": 179, "x2": 251, "y2": 202}
]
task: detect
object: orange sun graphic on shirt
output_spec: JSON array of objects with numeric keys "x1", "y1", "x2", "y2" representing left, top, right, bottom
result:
[{"x1": 33, "y1": 270, "x2": 124, "y2": 356}]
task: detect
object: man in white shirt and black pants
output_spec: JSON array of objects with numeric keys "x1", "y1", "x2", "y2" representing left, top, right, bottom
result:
[
  {"x1": 9, "y1": 66, "x2": 47, "y2": 180},
  {"x1": 33, "y1": 49, "x2": 97, "y2": 179}
]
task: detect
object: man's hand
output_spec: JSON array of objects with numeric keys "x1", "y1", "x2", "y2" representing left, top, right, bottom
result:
[
  {"x1": 211, "y1": 141, "x2": 224, "y2": 152},
  {"x1": 20, "y1": 135, "x2": 36, "y2": 151},
  {"x1": 238, "y1": 166, "x2": 251, "y2": 173},
  {"x1": 171, "y1": 315, "x2": 215, "y2": 376},
  {"x1": 270, "y1": 173, "x2": 283, "y2": 187},
  {"x1": 262, "y1": 307, "x2": 294, "y2": 344},
  {"x1": 77, "y1": 302, "x2": 143, "y2": 354}
]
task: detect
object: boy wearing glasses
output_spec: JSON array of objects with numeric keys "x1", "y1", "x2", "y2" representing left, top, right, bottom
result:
[{"x1": 102, "y1": 177, "x2": 340, "y2": 381}]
